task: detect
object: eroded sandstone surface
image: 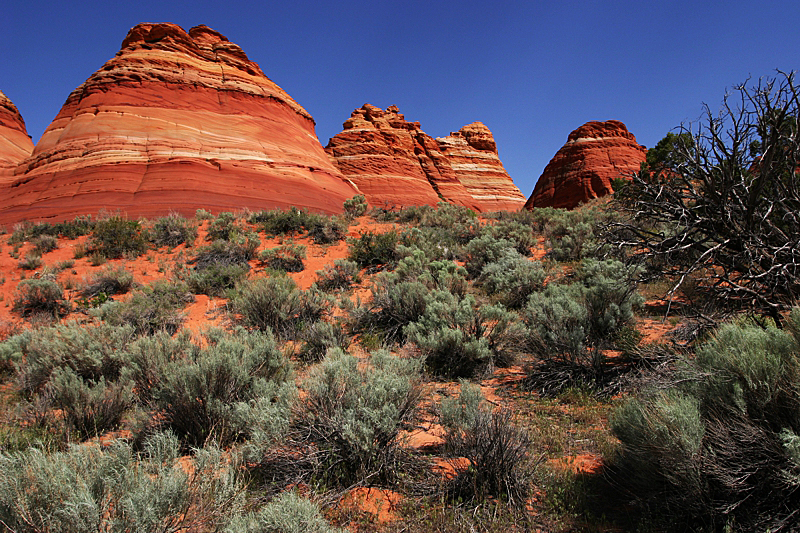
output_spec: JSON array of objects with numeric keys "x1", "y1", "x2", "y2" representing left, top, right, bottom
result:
[
  {"x1": 0, "y1": 23, "x2": 359, "y2": 224},
  {"x1": 0, "y1": 91, "x2": 34, "y2": 177},
  {"x1": 326, "y1": 105, "x2": 524, "y2": 212},
  {"x1": 525, "y1": 120, "x2": 646, "y2": 209}
]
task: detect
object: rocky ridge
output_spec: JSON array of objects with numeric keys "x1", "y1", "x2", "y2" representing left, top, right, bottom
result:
[
  {"x1": 0, "y1": 23, "x2": 360, "y2": 224},
  {"x1": 326, "y1": 104, "x2": 525, "y2": 212},
  {"x1": 525, "y1": 120, "x2": 646, "y2": 209}
]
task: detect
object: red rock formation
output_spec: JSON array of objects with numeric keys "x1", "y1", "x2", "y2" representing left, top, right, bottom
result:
[
  {"x1": 325, "y1": 104, "x2": 477, "y2": 210},
  {"x1": 326, "y1": 105, "x2": 524, "y2": 211},
  {"x1": 436, "y1": 123, "x2": 526, "y2": 211},
  {"x1": 0, "y1": 90, "x2": 34, "y2": 176},
  {"x1": 525, "y1": 120, "x2": 646, "y2": 210},
  {"x1": 0, "y1": 23, "x2": 359, "y2": 225}
]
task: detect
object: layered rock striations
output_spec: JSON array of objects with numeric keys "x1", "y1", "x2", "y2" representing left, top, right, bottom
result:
[
  {"x1": 436, "y1": 122, "x2": 526, "y2": 211},
  {"x1": 525, "y1": 120, "x2": 646, "y2": 210},
  {"x1": 0, "y1": 91, "x2": 34, "y2": 176},
  {"x1": 0, "y1": 23, "x2": 359, "y2": 224},
  {"x1": 325, "y1": 105, "x2": 525, "y2": 212}
]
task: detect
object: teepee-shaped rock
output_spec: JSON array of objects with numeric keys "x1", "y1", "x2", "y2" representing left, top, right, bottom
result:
[
  {"x1": 0, "y1": 23, "x2": 359, "y2": 224},
  {"x1": 0, "y1": 90, "x2": 34, "y2": 177},
  {"x1": 525, "y1": 120, "x2": 646, "y2": 210}
]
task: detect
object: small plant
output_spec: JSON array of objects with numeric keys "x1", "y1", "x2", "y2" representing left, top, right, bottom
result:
[
  {"x1": 207, "y1": 211, "x2": 249, "y2": 242},
  {"x1": 79, "y1": 265, "x2": 134, "y2": 298},
  {"x1": 31, "y1": 234, "x2": 57, "y2": 255},
  {"x1": 227, "y1": 491, "x2": 345, "y2": 533},
  {"x1": 292, "y1": 348, "x2": 423, "y2": 487},
  {"x1": 129, "y1": 328, "x2": 295, "y2": 449},
  {"x1": 195, "y1": 208, "x2": 214, "y2": 220},
  {"x1": 150, "y1": 212, "x2": 198, "y2": 248},
  {"x1": 88, "y1": 251, "x2": 107, "y2": 266},
  {"x1": 343, "y1": 194, "x2": 368, "y2": 217},
  {"x1": 314, "y1": 259, "x2": 360, "y2": 292},
  {"x1": 12, "y1": 280, "x2": 70, "y2": 318},
  {"x1": 18, "y1": 254, "x2": 42, "y2": 271},
  {"x1": 348, "y1": 230, "x2": 402, "y2": 268},
  {"x1": 298, "y1": 320, "x2": 350, "y2": 362},
  {"x1": 260, "y1": 242, "x2": 306, "y2": 272},
  {"x1": 188, "y1": 263, "x2": 249, "y2": 296},
  {"x1": 232, "y1": 277, "x2": 330, "y2": 340},
  {"x1": 89, "y1": 215, "x2": 148, "y2": 259},
  {"x1": 97, "y1": 280, "x2": 193, "y2": 335},
  {"x1": 0, "y1": 432, "x2": 247, "y2": 532}
]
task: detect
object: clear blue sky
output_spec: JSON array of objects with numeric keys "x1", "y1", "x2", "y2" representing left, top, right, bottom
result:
[{"x1": 2, "y1": 1, "x2": 798, "y2": 197}]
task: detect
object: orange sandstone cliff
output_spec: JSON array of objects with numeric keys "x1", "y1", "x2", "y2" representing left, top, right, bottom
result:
[
  {"x1": 0, "y1": 23, "x2": 360, "y2": 224},
  {"x1": 0, "y1": 91, "x2": 34, "y2": 178},
  {"x1": 325, "y1": 104, "x2": 525, "y2": 212},
  {"x1": 525, "y1": 120, "x2": 646, "y2": 210}
]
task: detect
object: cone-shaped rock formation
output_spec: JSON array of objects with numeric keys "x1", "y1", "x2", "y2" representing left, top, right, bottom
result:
[
  {"x1": 525, "y1": 120, "x2": 646, "y2": 210},
  {"x1": 0, "y1": 91, "x2": 34, "y2": 177},
  {"x1": 436, "y1": 122, "x2": 527, "y2": 211},
  {"x1": 325, "y1": 104, "x2": 525, "y2": 212},
  {"x1": 0, "y1": 23, "x2": 359, "y2": 224}
]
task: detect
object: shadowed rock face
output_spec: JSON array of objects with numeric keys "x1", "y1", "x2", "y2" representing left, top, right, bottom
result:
[
  {"x1": 325, "y1": 104, "x2": 525, "y2": 212},
  {"x1": 0, "y1": 91, "x2": 34, "y2": 176},
  {"x1": 0, "y1": 22, "x2": 359, "y2": 225},
  {"x1": 525, "y1": 120, "x2": 646, "y2": 210}
]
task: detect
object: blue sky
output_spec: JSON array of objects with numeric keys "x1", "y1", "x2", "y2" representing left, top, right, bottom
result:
[{"x1": 2, "y1": 1, "x2": 798, "y2": 197}]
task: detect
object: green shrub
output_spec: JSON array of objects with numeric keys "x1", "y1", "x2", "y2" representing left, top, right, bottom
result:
[
  {"x1": 252, "y1": 207, "x2": 311, "y2": 236},
  {"x1": 609, "y1": 313, "x2": 800, "y2": 531},
  {"x1": 405, "y1": 291, "x2": 522, "y2": 377},
  {"x1": 479, "y1": 251, "x2": 545, "y2": 308},
  {"x1": 54, "y1": 215, "x2": 94, "y2": 239},
  {"x1": 188, "y1": 236, "x2": 257, "y2": 295},
  {"x1": 196, "y1": 208, "x2": 214, "y2": 220},
  {"x1": 314, "y1": 259, "x2": 360, "y2": 292},
  {"x1": 79, "y1": 265, "x2": 134, "y2": 298},
  {"x1": 188, "y1": 263, "x2": 249, "y2": 296},
  {"x1": 260, "y1": 243, "x2": 306, "y2": 272},
  {"x1": 348, "y1": 230, "x2": 409, "y2": 268},
  {"x1": 350, "y1": 275, "x2": 430, "y2": 344},
  {"x1": 532, "y1": 206, "x2": 614, "y2": 261},
  {"x1": 484, "y1": 219, "x2": 536, "y2": 256},
  {"x1": 18, "y1": 253, "x2": 42, "y2": 270},
  {"x1": 305, "y1": 214, "x2": 347, "y2": 244},
  {"x1": 97, "y1": 280, "x2": 193, "y2": 335},
  {"x1": 12, "y1": 280, "x2": 70, "y2": 318},
  {"x1": 0, "y1": 432, "x2": 246, "y2": 532},
  {"x1": 445, "y1": 408, "x2": 532, "y2": 506},
  {"x1": 130, "y1": 328, "x2": 294, "y2": 449},
  {"x1": 48, "y1": 367, "x2": 133, "y2": 439},
  {"x1": 462, "y1": 233, "x2": 518, "y2": 278},
  {"x1": 393, "y1": 248, "x2": 468, "y2": 296},
  {"x1": 89, "y1": 215, "x2": 148, "y2": 258},
  {"x1": 150, "y1": 212, "x2": 197, "y2": 248},
  {"x1": 207, "y1": 211, "x2": 249, "y2": 241},
  {"x1": 232, "y1": 277, "x2": 331, "y2": 340},
  {"x1": 524, "y1": 259, "x2": 642, "y2": 393},
  {"x1": 2, "y1": 323, "x2": 135, "y2": 398},
  {"x1": 439, "y1": 383, "x2": 532, "y2": 505},
  {"x1": 343, "y1": 194, "x2": 368, "y2": 217},
  {"x1": 294, "y1": 348, "x2": 422, "y2": 486},
  {"x1": 31, "y1": 234, "x2": 58, "y2": 255},
  {"x1": 298, "y1": 320, "x2": 350, "y2": 362},
  {"x1": 192, "y1": 236, "x2": 258, "y2": 270},
  {"x1": 226, "y1": 491, "x2": 344, "y2": 533}
]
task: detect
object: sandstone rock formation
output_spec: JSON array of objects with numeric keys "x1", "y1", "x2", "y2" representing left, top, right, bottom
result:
[
  {"x1": 0, "y1": 23, "x2": 359, "y2": 225},
  {"x1": 325, "y1": 105, "x2": 525, "y2": 212},
  {"x1": 436, "y1": 122, "x2": 527, "y2": 211},
  {"x1": 525, "y1": 120, "x2": 646, "y2": 210},
  {"x1": 0, "y1": 91, "x2": 34, "y2": 176}
]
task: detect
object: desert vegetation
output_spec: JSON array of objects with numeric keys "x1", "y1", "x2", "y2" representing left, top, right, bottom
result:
[{"x1": 1, "y1": 74, "x2": 799, "y2": 532}]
